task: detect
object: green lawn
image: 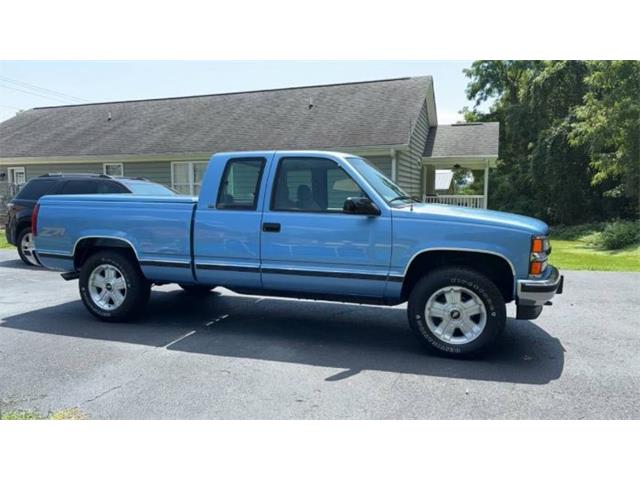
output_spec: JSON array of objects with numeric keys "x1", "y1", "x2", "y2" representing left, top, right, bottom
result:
[
  {"x1": 1, "y1": 407, "x2": 87, "y2": 420},
  {"x1": 550, "y1": 239, "x2": 640, "y2": 272},
  {"x1": 0, "y1": 229, "x2": 10, "y2": 249}
]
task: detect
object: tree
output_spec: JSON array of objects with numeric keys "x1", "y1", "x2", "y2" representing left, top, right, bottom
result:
[
  {"x1": 569, "y1": 61, "x2": 640, "y2": 217},
  {"x1": 463, "y1": 60, "x2": 639, "y2": 224}
]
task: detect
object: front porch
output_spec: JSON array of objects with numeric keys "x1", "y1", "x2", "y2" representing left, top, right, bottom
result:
[
  {"x1": 421, "y1": 122, "x2": 499, "y2": 209},
  {"x1": 421, "y1": 156, "x2": 495, "y2": 208},
  {"x1": 423, "y1": 194, "x2": 486, "y2": 209}
]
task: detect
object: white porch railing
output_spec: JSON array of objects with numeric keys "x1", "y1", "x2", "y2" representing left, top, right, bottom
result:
[{"x1": 423, "y1": 195, "x2": 486, "y2": 209}]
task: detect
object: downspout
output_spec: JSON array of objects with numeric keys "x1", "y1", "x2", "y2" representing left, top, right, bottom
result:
[
  {"x1": 484, "y1": 158, "x2": 490, "y2": 209},
  {"x1": 390, "y1": 148, "x2": 397, "y2": 182}
]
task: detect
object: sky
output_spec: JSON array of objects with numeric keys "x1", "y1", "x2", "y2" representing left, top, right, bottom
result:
[{"x1": 0, "y1": 61, "x2": 474, "y2": 124}]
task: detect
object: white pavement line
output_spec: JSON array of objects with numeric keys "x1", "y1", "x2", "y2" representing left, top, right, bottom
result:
[
  {"x1": 205, "y1": 314, "x2": 229, "y2": 326},
  {"x1": 163, "y1": 330, "x2": 197, "y2": 349}
]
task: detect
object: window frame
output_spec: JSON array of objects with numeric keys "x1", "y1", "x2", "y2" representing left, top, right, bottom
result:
[
  {"x1": 269, "y1": 156, "x2": 370, "y2": 214},
  {"x1": 103, "y1": 163, "x2": 124, "y2": 177},
  {"x1": 215, "y1": 157, "x2": 266, "y2": 211},
  {"x1": 171, "y1": 161, "x2": 208, "y2": 196},
  {"x1": 7, "y1": 166, "x2": 26, "y2": 185}
]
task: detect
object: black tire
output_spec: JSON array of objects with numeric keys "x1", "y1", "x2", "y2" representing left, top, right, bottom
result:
[
  {"x1": 178, "y1": 284, "x2": 216, "y2": 295},
  {"x1": 16, "y1": 227, "x2": 40, "y2": 267},
  {"x1": 79, "y1": 250, "x2": 151, "y2": 322},
  {"x1": 407, "y1": 267, "x2": 506, "y2": 358}
]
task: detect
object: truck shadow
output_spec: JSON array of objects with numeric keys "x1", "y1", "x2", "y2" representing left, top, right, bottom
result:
[
  {"x1": 0, "y1": 258, "x2": 43, "y2": 271},
  {"x1": 0, "y1": 289, "x2": 565, "y2": 385}
]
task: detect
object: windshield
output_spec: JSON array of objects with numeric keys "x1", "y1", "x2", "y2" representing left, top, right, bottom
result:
[
  {"x1": 122, "y1": 181, "x2": 177, "y2": 196},
  {"x1": 345, "y1": 156, "x2": 413, "y2": 205}
]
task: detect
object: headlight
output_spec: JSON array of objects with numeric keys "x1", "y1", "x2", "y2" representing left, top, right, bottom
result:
[{"x1": 529, "y1": 235, "x2": 550, "y2": 277}]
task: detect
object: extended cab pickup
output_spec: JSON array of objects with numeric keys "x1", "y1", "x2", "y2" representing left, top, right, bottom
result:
[{"x1": 34, "y1": 151, "x2": 563, "y2": 356}]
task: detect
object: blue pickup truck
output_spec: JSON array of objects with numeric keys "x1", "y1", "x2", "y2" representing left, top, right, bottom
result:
[{"x1": 33, "y1": 151, "x2": 563, "y2": 356}]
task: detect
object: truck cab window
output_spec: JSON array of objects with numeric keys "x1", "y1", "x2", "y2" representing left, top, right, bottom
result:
[
  {"x1": 216, "y1": 158, "x2": 265, "y2": 210},
  {"x1": 271, "y1": 157, "x2": 365, "y2": 212}
]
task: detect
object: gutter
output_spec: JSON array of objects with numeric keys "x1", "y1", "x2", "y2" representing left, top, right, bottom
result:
[{"x1": 0, "y1": 144, "x2": 411, "y2": 166}]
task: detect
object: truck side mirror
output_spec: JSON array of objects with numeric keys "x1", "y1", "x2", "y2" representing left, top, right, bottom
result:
[{"x1": 343, "y1": 197, "x2": 381, "y2": 216}]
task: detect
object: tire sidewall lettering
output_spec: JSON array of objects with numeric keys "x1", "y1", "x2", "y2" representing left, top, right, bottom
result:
[{"x1": 408, "y1": 267, "x2": 506, "y2": 356}]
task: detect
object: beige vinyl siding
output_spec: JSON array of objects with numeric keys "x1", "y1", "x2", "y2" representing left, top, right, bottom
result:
[
  {"x1": 22, "y1": 162, "x2": 103, "y2": 179},
  {"x1": 124, "y1": 161, "x2": 173, "y2": 186},
  {"x1": 0, "y1": 166, "x2": 9, "y2": 214},
  {"x1": 362, "y1": 155, "x2": 392, "y2": 178},
  {"x1": 2, "y1": 161, "x2": 176, "y2": 186},
  {"x1": 396, "y1": 101, "x2": 430, "y2": 197}
]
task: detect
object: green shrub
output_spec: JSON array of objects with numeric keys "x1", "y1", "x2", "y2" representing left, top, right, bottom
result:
[
  {"x1": 550, "y1": 223, "x2": 604, "y2": 241},
  {"x1": 596, "y1": 220, "x2": 640, "y2": 250}
]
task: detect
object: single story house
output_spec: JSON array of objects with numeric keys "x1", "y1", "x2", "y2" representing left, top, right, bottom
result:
[{"x1": 0, "y1": 76, "x2": 498, "y2": 214}]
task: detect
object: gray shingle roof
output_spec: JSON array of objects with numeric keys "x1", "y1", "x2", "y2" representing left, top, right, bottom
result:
[
  {"x1": 423, "y1": 122, "x2": 499, "y2": 157},
  {"x1": 0, "y1": 76, "x2": 433, "y2": 158}
]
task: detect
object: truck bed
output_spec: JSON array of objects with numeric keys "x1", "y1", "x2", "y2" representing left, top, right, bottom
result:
[{"x1": 35, "y1": 194, "x2": 197, "y2": 280}]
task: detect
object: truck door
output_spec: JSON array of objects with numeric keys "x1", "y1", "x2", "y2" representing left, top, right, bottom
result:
[
  {"x1": 260, "y1": 153, "x2": 392, "y2": 299},
  {"x1": 193, "y1": 154, "x2": 270, "y2": 289}
]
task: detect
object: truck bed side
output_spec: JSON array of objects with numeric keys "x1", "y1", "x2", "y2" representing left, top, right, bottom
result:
[{"x1": 35, "y1": 194, "x2": 197, "y2": 283}]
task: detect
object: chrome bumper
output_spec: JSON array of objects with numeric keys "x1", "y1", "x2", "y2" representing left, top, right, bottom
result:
[{"x1": 517, "y1": 265, "x2": 564, "y2": 307}]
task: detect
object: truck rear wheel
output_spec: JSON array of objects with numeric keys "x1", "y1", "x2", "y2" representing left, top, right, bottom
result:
[
  {"x1": 79, "y1": 250, "x2": 150, "y2": 322},
  {"x1": 407, "y1": 267, "x2": 506, "y2": 357}
]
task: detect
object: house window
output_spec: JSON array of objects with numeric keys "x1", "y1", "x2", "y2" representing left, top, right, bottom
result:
[
  {"x1": 7, "y1": 167, "x2": 26, "y2": 196},
  {"x1": 103, "y1": 163, "x2": 124, "y2": 177},
  {"x1": 7, "y1": 166, "x2": 26, "y2": 185},
  {"x1": 171, "y1": 161, "x2": 208, "y2": 195}
]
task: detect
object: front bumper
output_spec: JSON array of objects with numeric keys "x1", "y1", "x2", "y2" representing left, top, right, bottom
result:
[{"x1": 516, "y1": 265, "x2": 564, "y2": 319}]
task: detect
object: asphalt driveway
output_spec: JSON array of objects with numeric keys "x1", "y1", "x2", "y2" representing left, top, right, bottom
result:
[{"x1": 0, "y1": 249, "x2": 638, "y2": 419}]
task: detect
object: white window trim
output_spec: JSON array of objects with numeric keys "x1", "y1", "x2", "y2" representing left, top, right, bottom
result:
[
  {"x1": 7, "y1": 166, "x2": 26, "y2": 185},
  {"x1": 171, "y1": 161, "x2": 207, "y2": 196},
  {"x1": 103, "y1": 163, "x2": 124, "y2": 177}
]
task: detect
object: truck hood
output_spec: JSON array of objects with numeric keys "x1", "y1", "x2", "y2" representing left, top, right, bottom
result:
[{"x1": 393, "y1": 203, "x2": 549, "y2": 235}]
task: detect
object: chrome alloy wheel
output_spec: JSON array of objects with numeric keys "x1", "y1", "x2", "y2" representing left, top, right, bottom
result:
[
  {"x1": 20, "y1": 232, "x2": 38, "y2": 266},
  {"x1": 88, "y1": 264, "x2": 127, "y2": 311},
  {"x1": 424, "y1": 286, "x2": 487, "y2": 345}
]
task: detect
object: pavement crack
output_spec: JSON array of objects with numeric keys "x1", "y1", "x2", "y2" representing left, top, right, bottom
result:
[{"x1": 83, "y1": 385, "x2": 122, "y2": 404}]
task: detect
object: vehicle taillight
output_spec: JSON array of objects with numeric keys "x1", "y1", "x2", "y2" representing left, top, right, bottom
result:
[{"x1": 32, "y1": 203, "x2": 40, "y2": 236}]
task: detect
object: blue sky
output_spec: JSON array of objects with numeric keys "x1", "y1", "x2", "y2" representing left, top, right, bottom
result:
[{"x1": 0, "y1": 61, "x2": 474, "y2": 124}]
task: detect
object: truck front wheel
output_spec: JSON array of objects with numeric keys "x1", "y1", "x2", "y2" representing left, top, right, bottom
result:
[
  {"x1": 407, "y1": 267, "x2": 506, "y2": 357},
  {"x1": 79, "y1": 250, "x2": 150, "y2": 322}
]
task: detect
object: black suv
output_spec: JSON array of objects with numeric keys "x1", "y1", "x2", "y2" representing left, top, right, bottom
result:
[{"x1": 5, "y1": 173, "x2": 175, "y2": 266}]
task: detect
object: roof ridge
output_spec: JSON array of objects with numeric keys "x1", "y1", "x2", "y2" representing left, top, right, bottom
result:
[{"x1": 32, "y1": 76, "x2": 431, "y2": 111}]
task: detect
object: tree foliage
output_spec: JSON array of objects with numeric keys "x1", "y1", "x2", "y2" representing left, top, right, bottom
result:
[{"x1": 463, "y1": 60, "x2": 639, "y2": 224}]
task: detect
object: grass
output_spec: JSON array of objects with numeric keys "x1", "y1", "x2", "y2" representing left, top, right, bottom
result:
[
  {"x1": 549, "y1": 221, "x2": 640, "y2": 272},
  {"x1": 0, "y1": 229, "x2": 10, "y2": 249},
  {"x1": 0, "y1": 407, "x2": 88, "y2": 420},
  {"x1": 550, "y1": 239, "x2": 640, "y2": 271}
]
